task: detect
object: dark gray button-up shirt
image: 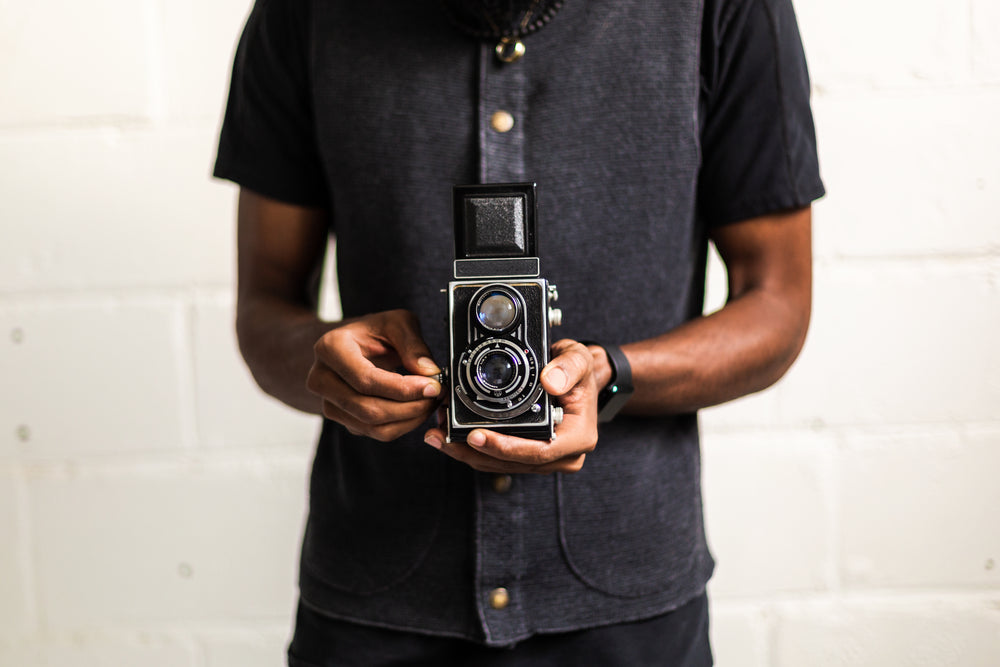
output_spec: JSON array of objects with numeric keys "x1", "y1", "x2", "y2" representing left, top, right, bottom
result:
[{"x1": 216, "y1": 0, "x2": 823, "y2": 647}]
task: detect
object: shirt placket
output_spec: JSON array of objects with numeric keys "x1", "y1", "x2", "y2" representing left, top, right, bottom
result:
[
  {"x1": 474, "y1": 45, "x2": 530, "y2": 645},
  {"x1": 478, "y1": 44, "x2": 528, "y2": 183},
  {"x1": 475, "y1": 469, "x2": 528, "y2": 644}
]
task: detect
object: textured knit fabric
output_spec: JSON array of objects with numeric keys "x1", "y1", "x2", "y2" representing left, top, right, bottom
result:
[{"x1": 215, "y1": 0, "x2": 824, "y2": 649}]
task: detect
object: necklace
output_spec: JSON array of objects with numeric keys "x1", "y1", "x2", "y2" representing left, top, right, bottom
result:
[
  {"x1": 441, "y1": 0, "x2": 566, "y2": 63},
  {"x1": 485, "y1": 0, "x2": 542, "y2": 62}
]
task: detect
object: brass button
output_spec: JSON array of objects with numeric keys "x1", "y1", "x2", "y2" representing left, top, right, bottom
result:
[
  {"x1": 489, "y1": 587, "x2": 510, "y2": 610},
  {"x1": 492, "y1": 474, "x2": 513, "y2": 494},
  {"x1": 490, "y1": 110, "x2": 515, "y2": 133}
]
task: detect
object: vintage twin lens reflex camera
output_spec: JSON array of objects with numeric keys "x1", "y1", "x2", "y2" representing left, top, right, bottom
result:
[{"x1": 445, "y1": 183, "x2": 563, "y2": 443}]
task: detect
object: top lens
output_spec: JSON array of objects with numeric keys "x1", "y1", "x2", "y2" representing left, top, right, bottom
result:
[{"x1": 477, "y1": 292, "x2": 517, "y2": 331}]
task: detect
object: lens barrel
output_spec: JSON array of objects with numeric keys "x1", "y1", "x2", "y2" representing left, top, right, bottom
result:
[{"x1": 476, "y1": 349, "x2": 518, "y2": 391}]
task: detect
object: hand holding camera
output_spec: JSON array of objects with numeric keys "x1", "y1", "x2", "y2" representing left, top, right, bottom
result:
[{"x1": 306, "y1": 309, "x2": 443, "y2": 442}]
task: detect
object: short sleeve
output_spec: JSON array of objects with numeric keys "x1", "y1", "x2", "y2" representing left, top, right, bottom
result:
[
  {"x1": 698, "y1": 0, "x2": 825, "y2": 226},
  {"x1": 213, "y1": 0, "x2": 328, "y2": 208}
]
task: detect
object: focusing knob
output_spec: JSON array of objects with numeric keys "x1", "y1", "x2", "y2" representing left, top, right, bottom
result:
[
  {"x1": 552, "y1": 407, "x2": 564, "y2": 425},
  {"x1": 549, "y1": 307, "x2": 563, "y2": 327}
]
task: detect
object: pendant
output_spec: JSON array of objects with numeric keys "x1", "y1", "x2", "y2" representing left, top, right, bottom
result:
[{"x1": 495, "y1": 37, "x2": 526, "y2": 63}]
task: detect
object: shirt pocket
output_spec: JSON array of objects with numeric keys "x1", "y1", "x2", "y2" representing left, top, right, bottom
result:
[
  {"x1": 556, "y1": 422, "x2": 706, "y2": 598},
  {"x1": 300, "y1": 424, "x2": 447, "y2": 595}
]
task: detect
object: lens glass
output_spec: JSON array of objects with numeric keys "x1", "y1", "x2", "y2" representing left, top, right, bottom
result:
[
  {"x1": 478, "y1": 350, "x2": 516, "y2": 390},
  {"x1": 477, "y1": 292, "x2": 517, "y2": 331}
]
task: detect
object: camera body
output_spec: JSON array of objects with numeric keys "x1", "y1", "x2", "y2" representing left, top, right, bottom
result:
[{"x1": 445, "y1": 183, "x2": 563, "y2": 443}]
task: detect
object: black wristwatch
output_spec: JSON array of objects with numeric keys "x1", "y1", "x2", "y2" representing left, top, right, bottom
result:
[{"x1": 585, "y1": 342, "x2": 634, "y2": 422}]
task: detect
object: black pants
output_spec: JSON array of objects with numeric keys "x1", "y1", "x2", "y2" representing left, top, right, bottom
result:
[{"x1": 288, "y1": 593, "x2": 713, "y2": 667}]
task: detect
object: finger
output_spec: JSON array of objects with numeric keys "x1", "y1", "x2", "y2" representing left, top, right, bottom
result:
[
  {"x1": 540, "y1": 339, "x2": 593, "y2": 397},
  {"x1": 424, "y1": 428, "x2": 587, "y2": 474},
  {"x1": 308, "y1": 362, "x2": 441, "y2": 423},
  {"x1": 423, "y1": 428, "x2": 526, "y2": 472},
  {"x1": 377, "y1": 309, "x2": 441, "y2": 377},
  {"x1": 328, "y1": 401, "x2": 436, "y2": 442},
  {"x1": 467, "y1": 426, "x2": 596, "y2": 466},
  {"x1": 315, "y1": 329, "x2": 440, "y2": 402}
]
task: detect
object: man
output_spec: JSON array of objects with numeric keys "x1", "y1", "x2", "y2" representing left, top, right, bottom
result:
[{"x1": 215, "y1": 0, "x2": 823, "y2": 664}]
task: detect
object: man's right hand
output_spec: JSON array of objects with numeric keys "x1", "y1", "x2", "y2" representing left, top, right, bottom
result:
[{"x1": 306, "y1": 309, "x2": 442, "y2": 442}]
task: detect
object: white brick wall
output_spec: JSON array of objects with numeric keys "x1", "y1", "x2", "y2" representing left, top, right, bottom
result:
[
  {"x1": 29, "y1": 461, "x2": 307, "y2": 627},
  {"x1": 772, "y1": 598, "x2": 1000, "y2": 667},
  {"x1": 1, "y1": 0, "x2": 997, "y2": 665},
  {"x1": 0, "y1": 2, "x2": 151, "y2": 125}
]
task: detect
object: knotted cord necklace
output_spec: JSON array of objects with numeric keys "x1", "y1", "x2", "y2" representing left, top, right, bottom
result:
[{"x1": 440, "y1": 0, "x2": 566, "y2": 63}]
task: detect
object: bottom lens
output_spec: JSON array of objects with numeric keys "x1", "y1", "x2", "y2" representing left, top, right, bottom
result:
[
  {"x1": 457, "y1": 338, "x2": 541, "y2": 419},
  {"x1": 478, "y1": 350, "x2": 516, "y2": 389}
]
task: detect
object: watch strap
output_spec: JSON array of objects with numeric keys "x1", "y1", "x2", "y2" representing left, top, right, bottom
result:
[{"x1": 583, "y1": 342, "x2": 634, "y2": 422}]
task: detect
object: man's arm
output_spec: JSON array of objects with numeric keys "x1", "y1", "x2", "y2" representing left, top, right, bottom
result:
[
  {"x1": 235, "y1": 189, "x2": 442, "y2": 438},
  {"x1": 235, "y1": 189, "x2": 332, "y2": 414},
  {"x1": 612, "y1": 205, "x2": 813, "y2": 414}
]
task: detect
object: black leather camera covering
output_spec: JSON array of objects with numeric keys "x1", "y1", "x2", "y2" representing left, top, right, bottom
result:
[{"x1": 453, "y1": 183, "x2": 536, "y2": 259}]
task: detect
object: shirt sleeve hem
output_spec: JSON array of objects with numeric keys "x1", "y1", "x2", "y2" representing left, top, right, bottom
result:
[
  {"x1": 706, "y1": 179, "x2": 825, "y2": 227},
  {"x1": 213, "y1": 158, "x2": 329, "y2": 210}
]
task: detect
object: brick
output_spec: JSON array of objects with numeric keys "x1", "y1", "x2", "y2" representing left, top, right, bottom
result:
[
  {"x1": 0, "y1": 633, "x2": 195, "y2": 667},
  {"x1": 840, "y1": 427, "x2": 1000, "y2": 589},
  {"x1": 0, "y1": 472, "x2": 32, "y2": 634},
  {"x1": 708, "y1": 602, "x2": 769, "y2": 667},
  {"x1": 318, "y1": 239, "x2": 343, "y2": 322},
  {"x1": 193, "y1": 294, "x2": 321, "y2": 449},
  {"x1": 0, "y1": 127, "x2": 236, "y2": 292},
  {"x1": 973, "y1": 0, "x2": 1000, "y2": 81},
  {"x1": 703, "y1": 242, "x2": 728, "y2": 315},
  {"x1": 200, "y1": 628, "x2": 291, "y2": 667},
  {"x1": 811, "y1": 90, "x2": 1000, "y2": 258},
  {"x1": 0, "y1": 2, "x2": 150, "y2": 125},
  {"x1": 700, "y1": 387, "x2": 781, "y2": 431},
  {"x1": 702, "y1": 431, "x2": 835, "y2": 597},
  {"x1": 28, "y1": 462, "x2": 307, "y2": 628},
  {"x1": 773, "y1": 598, "x2": 1000, "y2": 667},
  {"x1": 0, "y1": 298, "x2": 188, "y2": 458},
  {"x1": 162, "y1": 0, "x2": 254, "y2": 121},
  {"x1": 793, "y1": 0, "x2": 970, "y2": 90},
  {"x1": 774, "y1": 262, "x2": 1000, "y2": 426}
]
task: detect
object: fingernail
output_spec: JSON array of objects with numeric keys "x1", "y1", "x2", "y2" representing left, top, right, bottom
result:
[
  {"x1": 423, "y1": 381, "x2": 440, "y2": 398},
  {"x1": 424, "y1": 434, "x2": 443, "y2": 449},
  {"x1": 418, "y1": 357, "x2": 440, "y2": 374},
  {"x1": 468, "y1": 431, "x2": 486, "y2": 447},
  {"x1": 543, "y1": 367, "x2": 568, "y2": 393}
]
